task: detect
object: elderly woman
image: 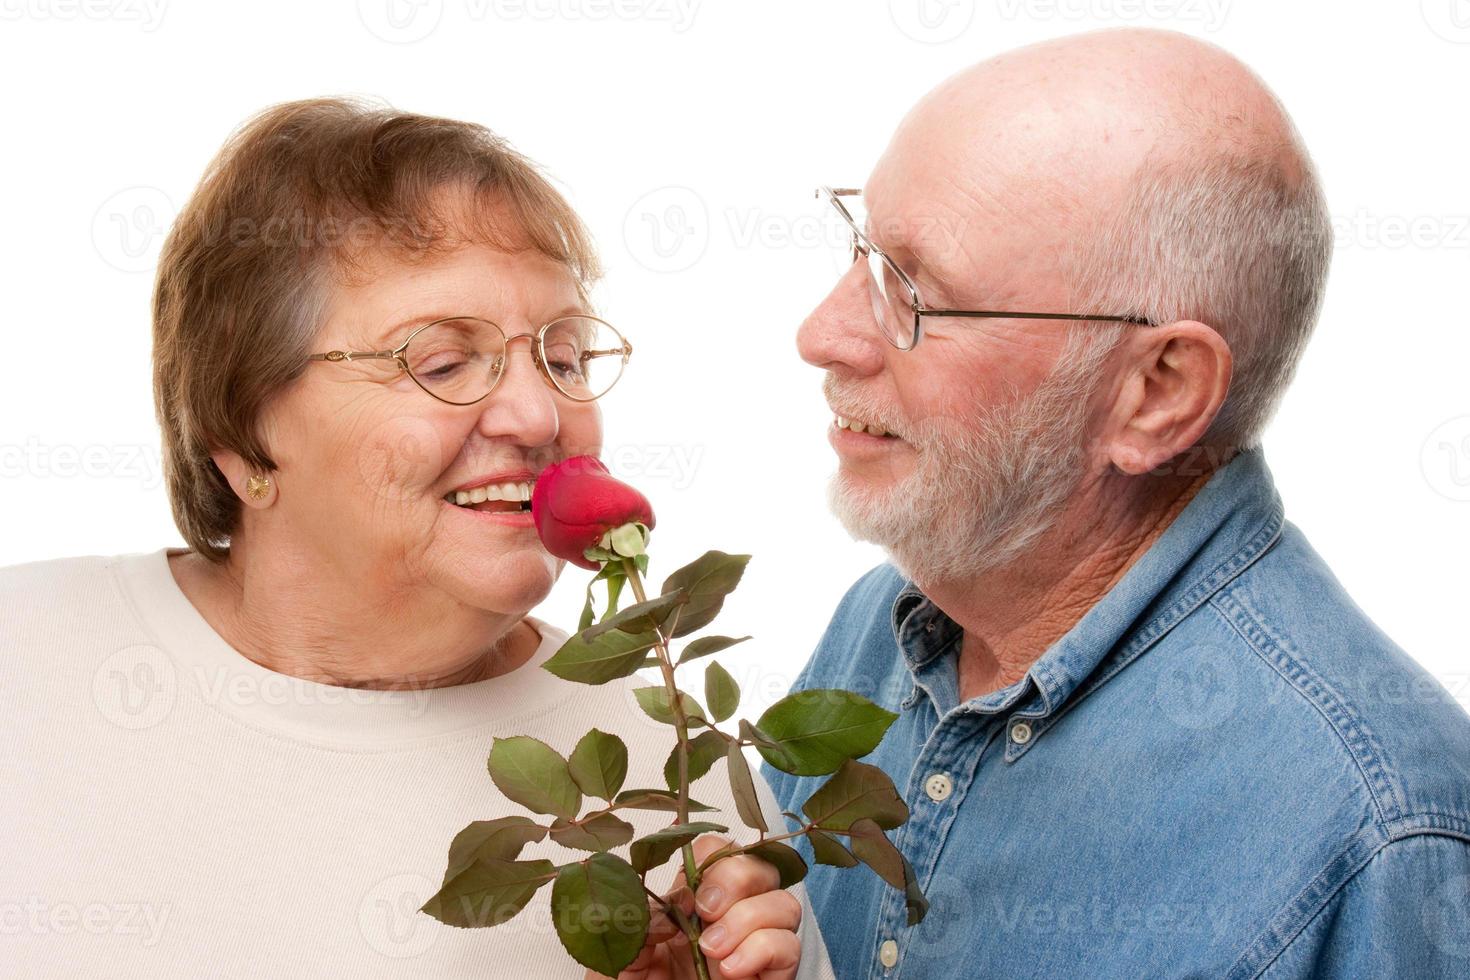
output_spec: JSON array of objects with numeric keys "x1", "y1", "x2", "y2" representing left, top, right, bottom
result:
[{"x1": 1, "y1": 98, "x2": 828, "y2": 980}]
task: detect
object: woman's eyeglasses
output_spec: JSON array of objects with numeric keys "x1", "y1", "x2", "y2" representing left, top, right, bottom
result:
[{"x1": 306, "y1": 314, "x2": 632, "y2": 405}]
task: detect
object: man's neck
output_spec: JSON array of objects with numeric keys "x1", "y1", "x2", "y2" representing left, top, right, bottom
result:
[{"x1": 917, "y1": 467, "x2": 1216, "y2": 703}]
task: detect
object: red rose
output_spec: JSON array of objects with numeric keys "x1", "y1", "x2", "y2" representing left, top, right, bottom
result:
[{"x1": 531, "y1": 456, "x2": 656, "y2": 569}]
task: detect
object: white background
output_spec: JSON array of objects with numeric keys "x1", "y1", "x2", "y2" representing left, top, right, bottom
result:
[{"x1": 1, "y1": 0, "x2": 1467, "y2": 719}]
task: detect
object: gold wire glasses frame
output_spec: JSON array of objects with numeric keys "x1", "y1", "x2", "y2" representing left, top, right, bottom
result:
[
  {"x1": 305, "y1": 314, "x2": 633, "y2": 405},
  {"x1": 818, "y1": 186, "x2": 1153, "y2": 350}
]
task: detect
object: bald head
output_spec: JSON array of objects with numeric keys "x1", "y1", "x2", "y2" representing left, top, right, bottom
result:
[{"x1": 865, "y1": 28, "x2": 1330, "y2": 447}]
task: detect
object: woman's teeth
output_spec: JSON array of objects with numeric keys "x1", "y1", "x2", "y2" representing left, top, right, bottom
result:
[
  {"x1": 835, "y1": 415, "x2": 894, "y2": 437},
  {"x1": 445, "y1": 481, "x2": 534, "y2": 507}
]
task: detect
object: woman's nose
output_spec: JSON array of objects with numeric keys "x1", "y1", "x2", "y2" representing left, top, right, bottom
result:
[
  {"x1": 476, "y1": 343, "x2": 559, "y2": 446},
  {"x1": 796, "y1": 263, "x2": 888, "y2": 379}
]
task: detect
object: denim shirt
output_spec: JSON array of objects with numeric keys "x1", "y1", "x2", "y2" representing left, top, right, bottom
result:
[{"x1": 764, "y1": 448, "x2": 1470, "y2": 979}]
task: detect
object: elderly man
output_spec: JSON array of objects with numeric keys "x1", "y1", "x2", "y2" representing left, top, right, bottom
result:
[{"x1": 762, "y1": 29, "x2": 1470, "y2": 979}]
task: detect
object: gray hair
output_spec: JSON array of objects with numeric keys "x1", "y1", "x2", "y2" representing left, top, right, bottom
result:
[{"x1": 1068, "y1": 134, "x2": 1334, "y2": 450}]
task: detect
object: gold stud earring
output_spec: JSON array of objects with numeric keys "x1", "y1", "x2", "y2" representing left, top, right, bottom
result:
[{"x1": 245, "y1": 474, "x2": 271, "y2": 501}]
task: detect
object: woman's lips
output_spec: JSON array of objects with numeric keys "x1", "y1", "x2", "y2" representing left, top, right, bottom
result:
[{"x1": 442, "y1": 499, "x2": 536, "y2": 527}]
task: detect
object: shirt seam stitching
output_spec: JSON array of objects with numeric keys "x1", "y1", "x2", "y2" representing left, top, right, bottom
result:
[{"x1": 1207, "y1": 587, "x2": 1404, "y2": 823}]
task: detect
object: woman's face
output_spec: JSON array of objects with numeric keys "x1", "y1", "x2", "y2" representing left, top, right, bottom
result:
[{"x1": 258, "y1": 241, "x2": 603, "y2": 617}]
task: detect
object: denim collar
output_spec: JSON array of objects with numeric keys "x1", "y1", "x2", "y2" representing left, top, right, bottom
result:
[{"x1": 890, "y1": 447, "x2": 1285, "y2": 760}]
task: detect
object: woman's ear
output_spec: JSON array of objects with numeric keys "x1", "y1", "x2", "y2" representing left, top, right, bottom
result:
[
  {"x1": 1103, "y1": 320, "x2": 1233, "y2": 475},
  {"x1": 211, "y1": 448, "x2": 275, "y2": 508}
]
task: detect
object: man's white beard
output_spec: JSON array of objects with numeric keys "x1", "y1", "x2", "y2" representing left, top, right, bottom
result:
[{"x1": 827, "y1": 338, "x2": 1110, "y2": 586}]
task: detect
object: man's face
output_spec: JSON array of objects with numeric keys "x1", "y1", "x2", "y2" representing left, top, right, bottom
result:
[{"x1": 797, "y1": 124, "x2": 1114, "y2": 584}]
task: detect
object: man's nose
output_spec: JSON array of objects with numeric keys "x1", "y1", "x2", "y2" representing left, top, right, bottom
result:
[
  {"x1": 796, "y1": 263, "x2": 887, "y2": 379},
  {"x1": 476, "y1": 342, "x2": 559, "y2": 446}
]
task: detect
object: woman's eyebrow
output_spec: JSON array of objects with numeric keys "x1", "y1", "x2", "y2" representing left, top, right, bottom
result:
[{"x1": 374, "y1": 305, "x2": 594, "y2": 346}]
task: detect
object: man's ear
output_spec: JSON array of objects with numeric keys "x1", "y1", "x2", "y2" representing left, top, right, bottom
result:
[
  {"x1": 1102, "y1": 320, "x2": 1232, "y2": 475},
  {"x1": 211, "y1": 448, "x2": 274, "y2": 508}
]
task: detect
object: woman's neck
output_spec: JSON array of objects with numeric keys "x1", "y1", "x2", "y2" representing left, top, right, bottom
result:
[{"x1": 167, "y1": 549, "x2": 542, "y2": 690}]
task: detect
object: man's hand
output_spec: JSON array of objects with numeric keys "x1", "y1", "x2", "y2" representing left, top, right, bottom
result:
[{"x1": 587, "y1": 835, "x2": 803, "y2": 980}]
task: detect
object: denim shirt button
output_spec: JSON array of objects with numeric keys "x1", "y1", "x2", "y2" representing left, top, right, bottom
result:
[
  {"x1": 1010, "y1": 721, "x2": 1034, "y2": 745},
  {"x1": 879, "y1": 938, "x2": 899, "y2": 968},
  {"x1": 925, "y1": 773, "x2": 953, "y2": 802}
]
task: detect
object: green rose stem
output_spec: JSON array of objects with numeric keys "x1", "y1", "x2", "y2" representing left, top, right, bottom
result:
[{"x1": 621, "y1": 555, "x2": 713, "y2": 980}]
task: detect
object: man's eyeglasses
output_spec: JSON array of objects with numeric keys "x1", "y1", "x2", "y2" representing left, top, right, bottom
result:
[
  {"x1": 818, "y1": 186, "x2": 1152, "y2": 350},
  {"x1": 306, "y1": 314, "x2": 632, "y2": 405}
]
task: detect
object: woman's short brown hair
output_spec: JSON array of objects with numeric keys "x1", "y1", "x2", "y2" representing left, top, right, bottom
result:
[{"x1": 152, "y1": 96, "x2": 601, "y2": 563}]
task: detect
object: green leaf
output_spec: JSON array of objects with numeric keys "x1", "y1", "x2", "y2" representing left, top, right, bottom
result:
[
  {"x1": 659, "y1": 551, "x2": 751, "y2": 637},
  {"x1": 745, "y1": 841, "x2": 808, "y2": 888},
  {"x1": 755, "y1": 689, "x2": 898, "y2": 776},
  {"x1": 704, "y1": 661, "x2": 740, "y2": 723},
  {"x1": 801, "y1": 760, "x2": 909, "y2": 831},
  {"x1": 663, "y1": 730, "x2": 726, "y2": 791},
  {"x1": 442, "y1": 816, "x2": 549, "y2": 883},
  {"x1": 738, "y1": 719, "x2": 780, "y2": 751},
  {"x1": 901, "y1": 852, "x2": 929, "y2": 926},
  {"x1": 676, "y1": 634, "x2": 752, "y2": 666},
  {"x1": 847, "y1": 817, "x2": 905, "y2": 889},
  {"x1": 582, "y1": 590, "x2": 688, "y2": 641},
  {"x1": 551, "y1": 853, "x2": 650, "y2": 975},
  {"x1": 608, "y1": 522, "x2": 649, "y2": 558},
  {"x1": 600, "y1": 573, "x2": 625, "y2": 622},
  {"x1": 568, "y1": 729, "x2": 629, "y2": 802},
  {"x1": 487, "y1": 736, "x2": 582, "y2": 820},
  {"x1": 725, "y1": 742, "x2": 768, "y2": 833},
  {"x1": 421, "y1": 857, "x2": 556, "y2": 927},
  {"x1": 633, "y1": 687, "x2": 706, "y2": 727},
  {"x1": 612, "y1": 789, "x2": 717, "y2": 813},
  {"x1": 807, "y1": 828, "x2": 858, "y2": 868},
  {"x1": 578, "y1": 588, "x2": 596, "y2": 632},
  {"x1": 542, "y1": 629, "x2": 659, "y2": 685},
  {"x1": 549, "y1": 813, "x2": 636, "y2": 853},
  {"x1": 628, "y1": 821, "x2": 730, "y2": 874}
]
